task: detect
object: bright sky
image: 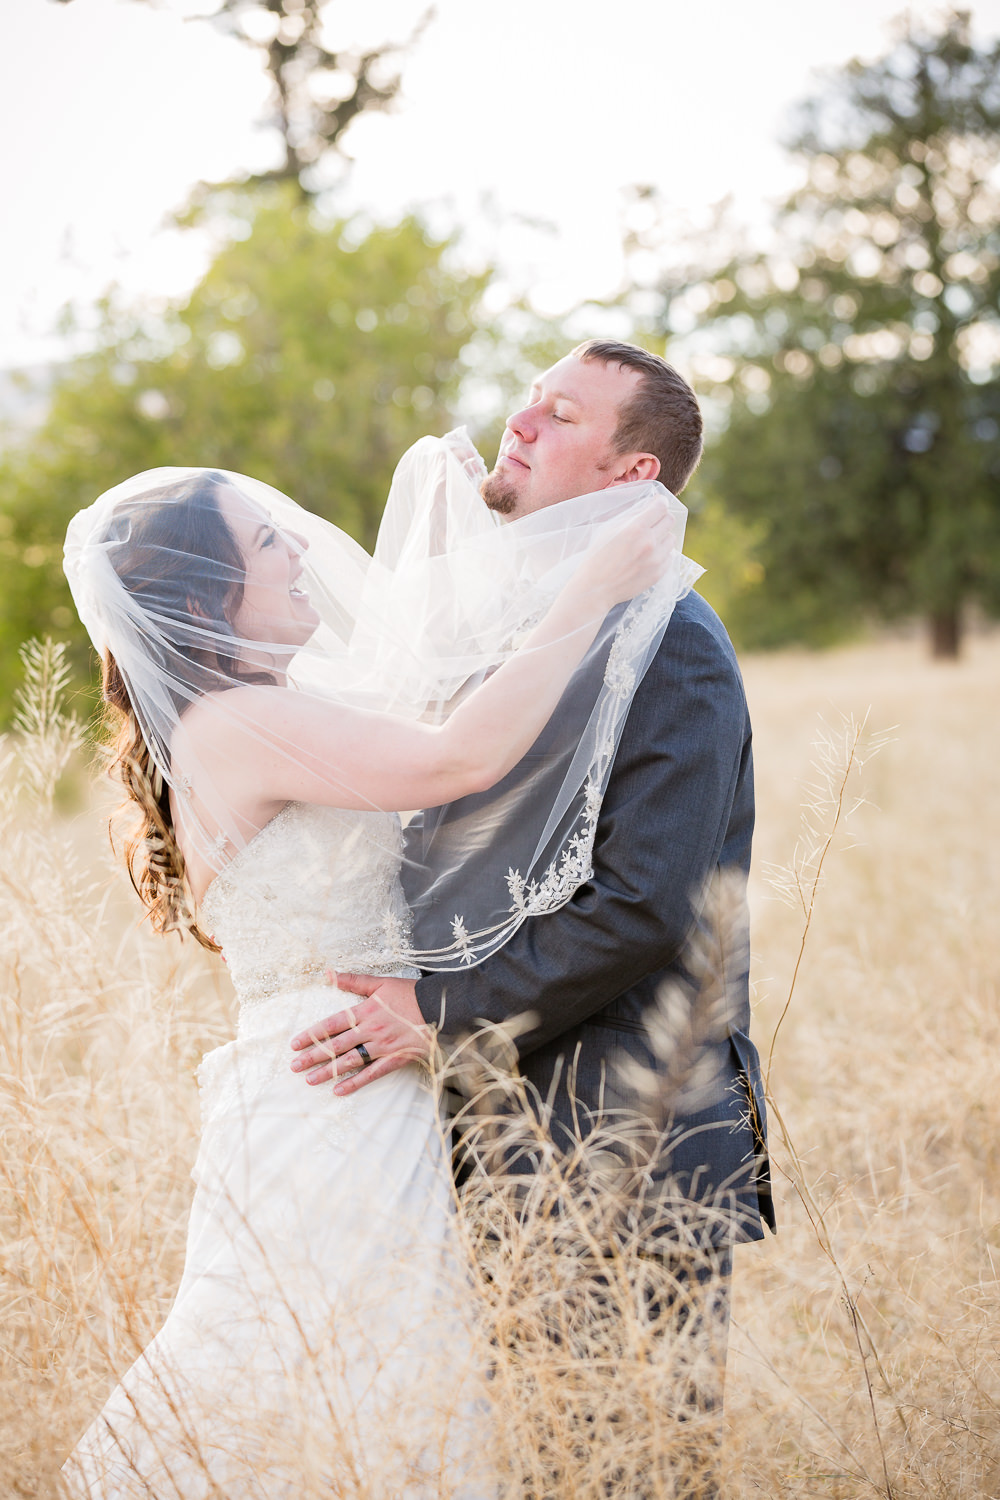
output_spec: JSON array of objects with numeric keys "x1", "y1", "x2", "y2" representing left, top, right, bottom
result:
[{"x1": 4, "y1": 0, "x2": 1000, "y2": 369}]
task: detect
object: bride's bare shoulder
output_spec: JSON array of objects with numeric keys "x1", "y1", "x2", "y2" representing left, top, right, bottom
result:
[
  {"x1": 170, "y1": 685, "x2": 300, "y2": 833},
  {"x1": 171, "y1": 685, "x2": 289, "y2": 779},
  {"x1": 173, "y1": 684, "x2": 356, "y2": 784},
  {"x1": 180, "y1": 683, "x2": 287, "y2": 739}
]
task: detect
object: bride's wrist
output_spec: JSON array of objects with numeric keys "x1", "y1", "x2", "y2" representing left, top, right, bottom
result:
[{"x1": 561, "y1": 567, "x2": 608, "y2": 615}]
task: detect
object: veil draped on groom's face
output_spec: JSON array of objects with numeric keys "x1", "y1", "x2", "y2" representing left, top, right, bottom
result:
[{"x1": 345, "y1": 431, "x2": 704, "y2": 969}]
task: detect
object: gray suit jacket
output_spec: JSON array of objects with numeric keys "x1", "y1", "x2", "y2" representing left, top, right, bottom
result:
[{"x1": 408, "y1": 590, "x2": 774, "y2": 1245}]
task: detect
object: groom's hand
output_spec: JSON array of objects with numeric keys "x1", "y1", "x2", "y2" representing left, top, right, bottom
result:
[{"x1": 289, "y1": 974, "x2": 430, "y2": 1095}]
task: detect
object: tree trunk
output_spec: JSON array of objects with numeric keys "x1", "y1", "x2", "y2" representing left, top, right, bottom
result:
[{"x1": 929, "y1": 608, "x2": 962, "y2": 659}]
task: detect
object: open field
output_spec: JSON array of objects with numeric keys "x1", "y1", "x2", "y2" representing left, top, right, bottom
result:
[
  {"x1": 727, "y1": 631, "x2": 1000, "y2": 1497},
  {"x1": 1, "y1": 631, "x2": 998, "y2": 1497}
]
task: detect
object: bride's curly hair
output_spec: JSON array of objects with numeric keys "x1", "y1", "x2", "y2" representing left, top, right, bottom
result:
[
  {"x1": 103, "y1": 653, "x2": 218, "y2": 950},
  {"x1": 99, "y1": 471, "x2": 266, "y2": 952}
]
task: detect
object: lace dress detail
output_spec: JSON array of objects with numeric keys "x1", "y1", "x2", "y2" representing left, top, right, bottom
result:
[
  {"x1": 193, "y1": 803, "x2": 416, "y2": 1139},
  {"x1": 62, "y1": 803, "x2": 491, "y2": 1500},
  {"x1": 200, "y1": 802, "x2": 414, "y2": 1008}
]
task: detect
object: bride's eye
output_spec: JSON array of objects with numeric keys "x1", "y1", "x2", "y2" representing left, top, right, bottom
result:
[{"x1": 261, "y1": 528, "x2": 277, "y2": 548}]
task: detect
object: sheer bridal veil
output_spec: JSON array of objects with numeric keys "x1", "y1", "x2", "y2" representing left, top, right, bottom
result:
[{"x1": 64, "y1": 432, "x2": 701, "y2": 969}]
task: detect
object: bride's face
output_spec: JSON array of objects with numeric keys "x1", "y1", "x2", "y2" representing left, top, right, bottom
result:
[{"x1": 214, "y1": 486, "x2": 320, "y2": 647}]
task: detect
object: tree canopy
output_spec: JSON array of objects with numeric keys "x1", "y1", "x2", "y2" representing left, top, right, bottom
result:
[
  {"x1": 197, "y1": 0, "x2": 429, "y2": 196},
  {"x1": 55, "y1": 0, "x2": 426, "y2": 199},
  {"x1": 629, "y1": 10, "x2": 1000, "y2": 654}
]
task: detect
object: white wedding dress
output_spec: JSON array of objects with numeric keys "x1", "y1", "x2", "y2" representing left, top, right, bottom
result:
[{"x1": 62, "y1": 803, "x2": 493, "y2": 1500}]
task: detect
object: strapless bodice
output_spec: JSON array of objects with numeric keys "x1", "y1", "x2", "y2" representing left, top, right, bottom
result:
[{"x1": 199, "y1": 803, "x2": 413, "y2": 1021}]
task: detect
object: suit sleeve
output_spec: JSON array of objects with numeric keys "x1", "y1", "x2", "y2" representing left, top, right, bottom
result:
[{"x1": 413, "y1": 603, "x2": 752, "y2": 1057}]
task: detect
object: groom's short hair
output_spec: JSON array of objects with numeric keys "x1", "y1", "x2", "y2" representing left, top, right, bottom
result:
[{"x1": 573, "y1": 339, "x2": 703, "y2": 495}]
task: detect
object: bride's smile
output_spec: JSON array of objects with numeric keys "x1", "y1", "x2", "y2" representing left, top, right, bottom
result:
[{"x1": 215, "y1": 484, "x2": 321, "y2": 647}]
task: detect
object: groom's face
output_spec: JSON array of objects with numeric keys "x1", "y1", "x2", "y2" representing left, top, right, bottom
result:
[{"x1": 482, "y1": 354, "x2": 645, "y2": 520}]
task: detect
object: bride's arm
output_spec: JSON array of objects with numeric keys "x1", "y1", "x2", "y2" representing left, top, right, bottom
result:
[{"x1": 193, "y1": 502, "x2": 673, "y2": 818}]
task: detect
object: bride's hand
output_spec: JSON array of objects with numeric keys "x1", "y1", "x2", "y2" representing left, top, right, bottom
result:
[
  {"x1": 574, "y1": 499, "x2": 676, "y2": 611},
  {"x1": 442, "y1": 427, "x2": 488, "y2": 486}
]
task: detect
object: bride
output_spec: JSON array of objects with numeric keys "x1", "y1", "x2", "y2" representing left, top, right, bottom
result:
[{"x1": 59, "y1": 436, "x2": 693, "y2": 1498}]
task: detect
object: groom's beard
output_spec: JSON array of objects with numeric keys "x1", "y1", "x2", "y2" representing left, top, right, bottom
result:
[{"x1": 481, "y1": 467, "x2": 519, "y2": 517}]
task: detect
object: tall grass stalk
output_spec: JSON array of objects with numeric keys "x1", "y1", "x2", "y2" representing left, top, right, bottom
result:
[{"x1": 758, "y1": 712, "x2": 902, "y2": 1499}]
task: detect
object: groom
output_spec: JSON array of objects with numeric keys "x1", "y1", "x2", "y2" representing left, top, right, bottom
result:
[{"x1": 291, "y1": 337, "x2": 774, "y2": 1323}]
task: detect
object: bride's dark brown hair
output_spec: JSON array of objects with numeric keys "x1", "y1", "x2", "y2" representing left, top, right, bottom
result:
[{"x1": 100, "y1": 472, "x2": 258, "y2": 951}]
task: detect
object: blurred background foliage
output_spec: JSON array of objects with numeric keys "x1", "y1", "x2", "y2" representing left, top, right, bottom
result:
[
  {"x1": 627, "y1": 10, "x2": 1000, "y2": 657},
  {"x1": 1, "y1": 4, "x2": 998, "y2": 722}
]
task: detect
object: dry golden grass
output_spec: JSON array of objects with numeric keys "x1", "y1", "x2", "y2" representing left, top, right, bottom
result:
[
  {"x1": 1, "y1": 630, "x2": 998, "y2": 1498},
  {"x1": 726, "y1": 628, "x2": 1000, "y2": 1499}
]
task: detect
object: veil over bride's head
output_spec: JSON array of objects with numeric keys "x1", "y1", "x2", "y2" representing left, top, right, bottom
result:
[{"x1": 65, "y1": 436, "x2": 701, "y2": 967}]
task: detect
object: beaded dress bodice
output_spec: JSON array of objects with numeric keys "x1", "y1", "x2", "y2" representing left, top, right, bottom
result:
[{"x1": 199, "y1": 802, "x2": 413, "y2": 1035}]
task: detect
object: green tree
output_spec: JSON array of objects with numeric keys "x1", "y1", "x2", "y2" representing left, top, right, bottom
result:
[
  {"x1": 0, "y1": 192, "x2": 488, "y2": 720},
  {"x1": 628, "y1": 10, "x2": 1000, "y2": 655}
]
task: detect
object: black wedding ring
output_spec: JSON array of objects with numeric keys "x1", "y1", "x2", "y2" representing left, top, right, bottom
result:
[{"x1": 356, "y1": 1042, "x2": 372, "y2": 1066}]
